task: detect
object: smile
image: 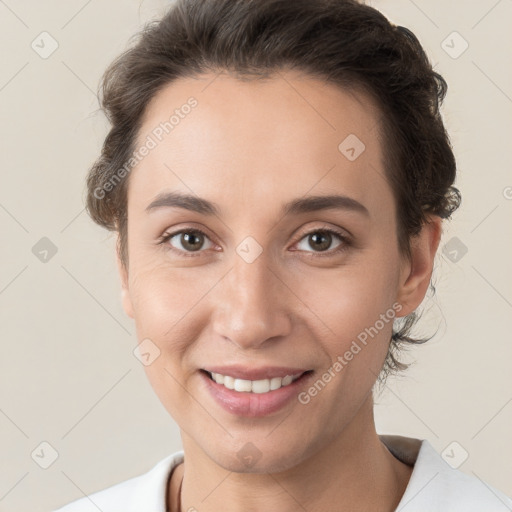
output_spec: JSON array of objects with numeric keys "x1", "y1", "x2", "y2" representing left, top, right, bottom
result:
[{"x1": 205, "y1": 370, "x2": 305, "y2": 393}]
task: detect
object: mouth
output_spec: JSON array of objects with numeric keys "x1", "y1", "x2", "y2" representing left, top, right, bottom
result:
[{"x1": 200, "y1": 369, "x2": 314, "y2": 394}]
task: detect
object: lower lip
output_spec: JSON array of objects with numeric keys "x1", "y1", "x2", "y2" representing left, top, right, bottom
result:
[{"x1": 200, "y1": 370, "x2": 313, "y2": 417}]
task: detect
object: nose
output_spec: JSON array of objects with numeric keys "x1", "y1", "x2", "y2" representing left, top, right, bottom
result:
[{"x1": 211, "y1": 249, "x2": 293, "y2": 350}]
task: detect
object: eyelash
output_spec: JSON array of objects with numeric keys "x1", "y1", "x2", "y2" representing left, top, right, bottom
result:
[{"x1": 156, "y1": 226, "x2": 352, "y2": 259}]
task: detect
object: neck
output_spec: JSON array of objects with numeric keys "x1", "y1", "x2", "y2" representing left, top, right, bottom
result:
[{"x1": 170, "y1": 394, "x2": 412, "y2": 512}]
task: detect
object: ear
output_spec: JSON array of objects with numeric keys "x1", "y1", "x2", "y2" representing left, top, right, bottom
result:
[
  {"x1": 115, "y1": 235, "x2": 134, "y2": 319},
  {"x1": 396, "y1": 215, "x2": 442, "y2": 317}
]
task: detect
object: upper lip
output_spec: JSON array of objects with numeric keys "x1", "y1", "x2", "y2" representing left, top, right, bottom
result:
[{"x1": 202, "y1": 365, "x2": 311, "y2": 380}]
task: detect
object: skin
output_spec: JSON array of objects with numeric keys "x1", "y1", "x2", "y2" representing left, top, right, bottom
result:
[{"x1": 116, "y1": 70, "x2": 442, "y2": 512}]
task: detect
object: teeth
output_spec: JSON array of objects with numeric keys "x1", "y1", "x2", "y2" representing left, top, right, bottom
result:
[
  {"x1": 209, "y1": 372, "x2": 303, "y2": 393},
  {"x1": 223, "y1": 375, "x2": 234, "y2": 390}
]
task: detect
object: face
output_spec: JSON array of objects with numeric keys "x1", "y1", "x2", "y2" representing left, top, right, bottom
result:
[{"x1": 118, "y1": 70, "x2": 438, "y2": 473}]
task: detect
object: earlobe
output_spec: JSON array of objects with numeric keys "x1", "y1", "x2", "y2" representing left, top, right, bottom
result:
[
  {"x1": 396, "y1": 216, "x2": 442, "y2": 317},
  {"x1": 115, "y1": 238, "x2": 134, "y2": 319}
]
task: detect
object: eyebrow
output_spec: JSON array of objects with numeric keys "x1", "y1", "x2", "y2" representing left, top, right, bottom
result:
[{"x1": 145, "y1": 191, "x2": 369, "y2": 217}]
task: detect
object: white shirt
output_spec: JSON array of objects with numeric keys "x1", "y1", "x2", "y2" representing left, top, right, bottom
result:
[{"x1": 52, "y1": 435, "x2": 512, "y2": 511}]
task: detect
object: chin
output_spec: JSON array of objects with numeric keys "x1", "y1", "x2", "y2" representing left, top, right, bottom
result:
[{"x1": 205, "y1": 437, "x2": 314, "y2": 475}]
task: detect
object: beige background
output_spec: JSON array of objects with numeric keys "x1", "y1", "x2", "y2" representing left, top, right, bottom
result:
[{"x1": 0, "y1": 1, "x2": 511, "y2": 510}]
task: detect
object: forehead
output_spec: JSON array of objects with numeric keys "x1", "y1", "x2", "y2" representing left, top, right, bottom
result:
[{"x1": 128, "y1": 70, "x2": 391, "y2": 220}]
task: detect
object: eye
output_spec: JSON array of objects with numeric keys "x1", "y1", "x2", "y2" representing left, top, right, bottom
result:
[
  {"x1": 294, "y1": 228, "x2": 350, "y2": 256},
  {"x1": 157, "y1": 226, "x2": 351, "y2": 258},
  {"x1": 157, "y1": 228, "x2": 214, "y2": 257}
]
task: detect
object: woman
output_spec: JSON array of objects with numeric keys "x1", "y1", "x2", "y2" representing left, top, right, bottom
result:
[{"x1": 53, "y1": 0, "x2": 512, "y2": 510}]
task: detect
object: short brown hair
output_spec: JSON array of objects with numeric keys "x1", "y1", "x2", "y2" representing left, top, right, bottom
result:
[{"x1": 86, "y1": 0, "x2": 460, "y2": 383}]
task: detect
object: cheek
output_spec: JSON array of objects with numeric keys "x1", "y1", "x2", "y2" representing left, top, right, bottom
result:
[
  {"x1": 129, "y1": 261, "x2": 205, "y2": 337},
  {"x1": 295, "y1": 258, "x2": 400, "y2": 339},
  {"x1": 128, "y1": 263, "x2": 219, "y2": 385},
  {"x1": 128, "y1": 266, "x2": 206, "y2": 419},
  {"x1": 294, "y1": 257, "x2": 401, "y2": 399}
]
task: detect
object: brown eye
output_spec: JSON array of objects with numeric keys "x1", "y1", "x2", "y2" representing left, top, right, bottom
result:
[
  {"x1": 294, "y1": 228, "x2": 350, "y2": 257},
  {"x1": 309, "y1": 232, "x2": 333, "y2": 251},
  {"x1": 160, "y1": 229, "x2": 214, "y2": 256},
  {"x1": 178, "y1": 231, "x2": 205, "y2": 252}
]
